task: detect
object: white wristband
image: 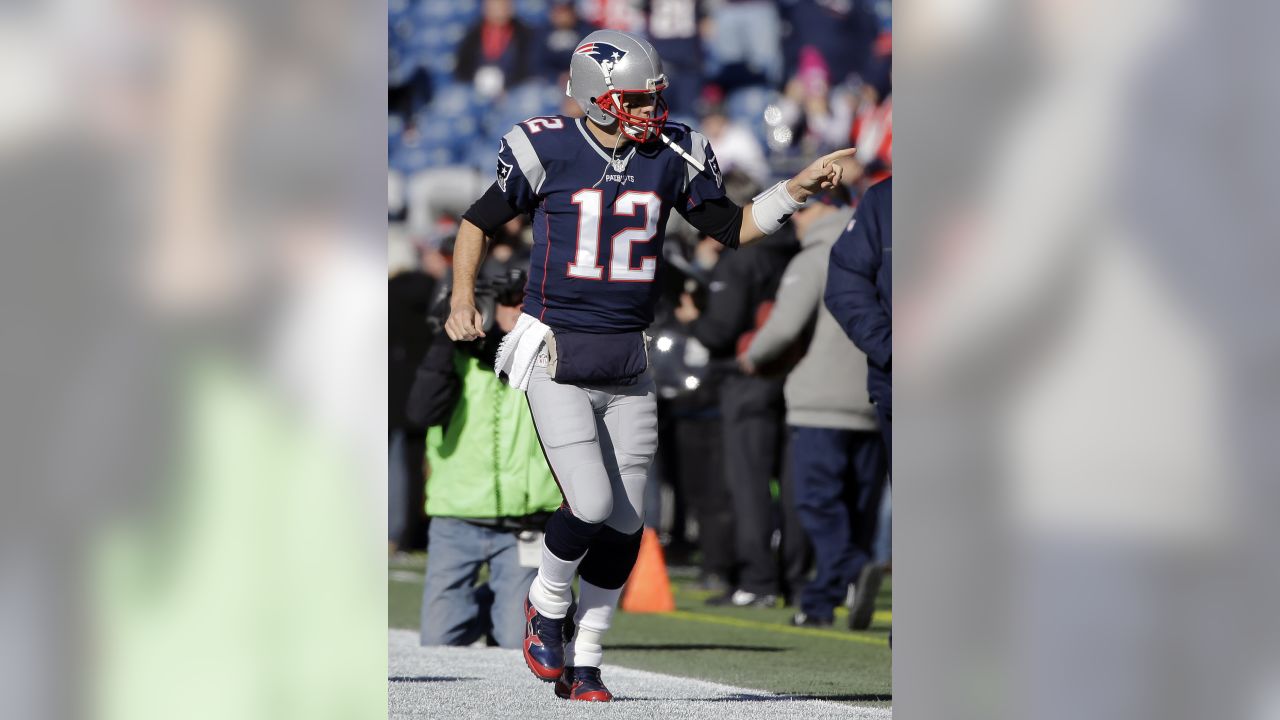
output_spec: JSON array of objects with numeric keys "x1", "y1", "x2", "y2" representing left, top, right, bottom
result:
[{"x1": 750, "y1": 180, "x2": 805, "y2": 235}]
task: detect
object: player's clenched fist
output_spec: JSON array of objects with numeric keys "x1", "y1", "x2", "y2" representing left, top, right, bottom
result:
[{"x1": 445, "y1": 304, "x2": 486, "y2": 342}]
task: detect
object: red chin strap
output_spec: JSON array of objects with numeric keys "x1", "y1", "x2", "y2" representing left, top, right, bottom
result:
[{"x1": 595, "y1": 88, "x2": 669, "y2": 142}]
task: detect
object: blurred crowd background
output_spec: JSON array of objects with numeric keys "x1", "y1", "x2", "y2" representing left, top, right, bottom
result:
[
  {"x1": 387, "y1": 0, "x2": 891, "y2": 238},
  {"x1": 1, "y1": 0, "x2": 1275, "y2": 716},
  {"x1": 387, "y1": 0, "x2": 894, "y2": 611}
]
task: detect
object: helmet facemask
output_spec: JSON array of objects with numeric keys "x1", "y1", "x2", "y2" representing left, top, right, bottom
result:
[{"x1": 593, "y1": 83, "x2": 669, "y2": 143}]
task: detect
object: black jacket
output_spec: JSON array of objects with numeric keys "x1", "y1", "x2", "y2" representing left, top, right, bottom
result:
[
  {"x1": 691, "y1": 229, "x2": 798, "y2": 417},
  {"x1": 455, "y1": 20, "x2": 534, "y2": 87},
  {"x1": 389, "y1": 271, "x2": 438, "y2": 430},
  {"x1": 405, "y1": 326, "x2": 505, "y2": 429},
  {"x1": 691, "y1": 228, "x2": 799, "y2": 358}
]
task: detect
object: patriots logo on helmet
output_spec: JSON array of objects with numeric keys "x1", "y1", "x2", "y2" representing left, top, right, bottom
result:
[{"x1": 575, "y1": 42, "x2": 628, "y2": 74}]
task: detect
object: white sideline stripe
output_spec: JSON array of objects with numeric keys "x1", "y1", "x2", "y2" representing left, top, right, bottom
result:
[{"x1": 389, "y1": 629, "x2": 891, "y2": 719}]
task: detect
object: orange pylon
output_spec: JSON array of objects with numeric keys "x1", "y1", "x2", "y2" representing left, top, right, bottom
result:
[{"x1": 620, "y1": 527, "x2": 675, "y2": 613}]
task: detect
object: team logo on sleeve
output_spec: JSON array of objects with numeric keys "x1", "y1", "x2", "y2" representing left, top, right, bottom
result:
[
  {"x1": 496, "y1": 158, "x2": 513, "y2": 191},
  {"x1": 575, "y1": 42, "x2": 628, "y2": 74},
  {"x1": 707, "y1": 154, "x2": 723, "y2": 187},
  {"x1": 496, "y1": 139, "x2": 514, "y2": 191}
]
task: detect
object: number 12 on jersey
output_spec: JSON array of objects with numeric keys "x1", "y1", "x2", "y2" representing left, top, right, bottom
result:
[{"x1": 567, "y1": 189, "x2": 661, "y2": 282}]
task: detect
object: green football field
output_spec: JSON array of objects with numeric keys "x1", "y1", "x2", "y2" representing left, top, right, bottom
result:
[{"x1": 389, "y1": 552, "x2": 892, "y2": 707}]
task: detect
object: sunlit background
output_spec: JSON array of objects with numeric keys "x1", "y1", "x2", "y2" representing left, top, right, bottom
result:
[
  {"x1": 897, "y1": 0, "x2": 1280, "y2": 718},
  {"x1": 0, "y1": 0, "x2": 386, "y2": 718},
  {"x1": 2, "y1": 0, "x2": 1279, "y2": 717}
]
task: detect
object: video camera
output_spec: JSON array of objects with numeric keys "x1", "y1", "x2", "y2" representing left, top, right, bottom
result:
[{"x1": 428, "y1": 266, "x2": 528, "y2": 345}]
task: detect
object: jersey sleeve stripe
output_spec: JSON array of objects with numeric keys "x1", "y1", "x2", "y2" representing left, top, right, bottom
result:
[
  {"x1": 503, "y1": 126, "x2": 547, "y2": 194},
  {"x1": 687, "y1": 130, "x2": 709, "y2": 188}
]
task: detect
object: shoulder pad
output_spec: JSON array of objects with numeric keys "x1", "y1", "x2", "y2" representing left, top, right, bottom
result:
[
  {"x1": 500, "y1": 123, "x2": 549, "y2": 194},
  {"x1": 661, "y1": 121, "x2": 694, "y2": 147}
]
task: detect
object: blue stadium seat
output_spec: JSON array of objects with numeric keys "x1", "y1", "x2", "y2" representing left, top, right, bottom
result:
[
  {"x1": 539, "y1": 82, "x2": 566, "y2": 112},
  {"x1": 388, "y1": 0, "x2": 415, "y2": 24},
  {"x1": 448, "y1": 0, "x2": 481, "y2": 24},
  {"x1": 389, "y1": 115, "x2": 406, "y2": 150},
  {"x1": 482, "y1": 81, "x2": 562, "y2": 138},
  {"x1": 418, "y1": 0, "x2": 453, "y2": 23},
  {"x1": 388, "y1": 46, "x2": 415, "y2": 87},
  {"x1": 466, "y1": 136, "x2": 500, "y2": 173},
  {"x1": 390, "y1": 137, "x2": 443, "y2": 175},
  {"x1": 431, "y1": 84, "x2": 483, "y2": 118},
  {"x1": 514, "y1": 0, "x2": 550, "y2": 27},
  {"x1": 405, "y1": 85, "x2": 484, "y2": 166},
  {"x1": 506, "y1": 82, "x2": 556, "y2": 116},
  {"x1": 442, "y1": 20, "x2": 469, "y2": 44}
]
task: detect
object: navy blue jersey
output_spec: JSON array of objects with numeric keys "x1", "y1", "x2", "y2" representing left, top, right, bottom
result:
[{"x1": 492, "y1": 115, "x2": 727, "y2": 333}]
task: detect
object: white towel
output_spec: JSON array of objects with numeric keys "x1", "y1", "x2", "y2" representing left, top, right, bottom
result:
[{"x1": 494, "y1": 312, "x2": 550, "y2": 392}]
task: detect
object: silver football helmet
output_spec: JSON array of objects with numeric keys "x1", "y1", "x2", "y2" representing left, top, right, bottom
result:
[{"x1": 566, "y1": 29, "x2": 669, "y2": 142}]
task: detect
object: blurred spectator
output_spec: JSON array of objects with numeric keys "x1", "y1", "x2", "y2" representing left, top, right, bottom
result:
[
  {"x1": 456, "y1": 0, "x2": 536, "y2": 98},
  {"x1": 419, "y1": 233, "x2": 455, "y2": 297},
  {"x1": 849, "y1": 81, "x2": 892, "y2": 186},
  {"x1": 388, "y1": 0, "x2": 889, "y2": 185},
  {"x1": 407, "y1": 274, "x2": 562, "y2": 649},
  {"x1": 679, "y1": 210, "x2": 808, "y2": 607},
  {"x1": 740, "y1": 186, "x2": 887, "y2": 629},
  {"x1": 639, "y1": 0, "x2": 706, "y2": 117},
  {"x1": 826, "y1": 176, "x2": 891, "y2": 468},
  {"x1": 389, "y1": 258, "x2": 440, "y2": 554},
  {"x1": 479, "y1": 216, "x2": 532, "y2": 280},
  {"x1": 781, "y1": 0, "x2": 878, "y2": 85},
  {"x1": 700, "y1": 107, "x2": 770, "y2": 188},
  {"x1": 778, "y1": 47, "x2": 857, "y2": 154},
  {"x1": 389, "y1": 67, "x2": 434, "y2": 124},
  {"x1": 535, "y1": 0, "x2": 594, "y2": 86},
  {"x1": 652, "y1": 236, "x2": 735, "y2": 590},
  {"x1": 578, "y1": 0, "x2": 646, "y2": 33},
  {"x1": 707, "y1": 0, "x2": 783, "y2": 88}
]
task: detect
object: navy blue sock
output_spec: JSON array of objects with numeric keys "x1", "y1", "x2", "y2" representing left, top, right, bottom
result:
[
  {"x1": 578, "y1": 526, "x2": 644, "y2": 590},
  {"x1": 544, "y1": 506, "x2": 604, "y2": 561}
]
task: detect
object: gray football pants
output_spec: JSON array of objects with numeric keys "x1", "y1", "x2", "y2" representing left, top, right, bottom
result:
[{"x1": 525, "y1": 362, "x2": 659, "y2": 535}]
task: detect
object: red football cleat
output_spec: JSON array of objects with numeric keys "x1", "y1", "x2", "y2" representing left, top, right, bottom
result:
[
  {"x1": 554, "y1": 666, "x2": 613, "y2": 702},
  {"x1": 523, "y1": 596, "x2": 566, "y2": 681}
]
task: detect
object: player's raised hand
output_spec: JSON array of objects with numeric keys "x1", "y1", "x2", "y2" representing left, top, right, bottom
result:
[
  {"x1": 787, "y1": 148, "x2": 857, "y2": 200},
  {"x1": 445, "y1": 303, "x2": 486, "y2": 342}
]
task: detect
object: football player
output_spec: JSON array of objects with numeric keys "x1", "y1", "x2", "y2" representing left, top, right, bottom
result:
[{"x1": 444, "y1": 29, "x2": 854, "y2": 702}]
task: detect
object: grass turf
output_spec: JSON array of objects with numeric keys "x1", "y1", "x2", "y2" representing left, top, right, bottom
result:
[{"x1": 388, "y1": 552, "x2": 891, "y2": 706}]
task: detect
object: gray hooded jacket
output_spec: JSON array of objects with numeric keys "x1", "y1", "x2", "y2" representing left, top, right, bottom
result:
[{"x1": 744, "y1": 209, "x2": 878, "y2": 431}]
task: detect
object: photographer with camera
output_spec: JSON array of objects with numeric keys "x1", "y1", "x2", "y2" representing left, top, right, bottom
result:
[{"x1": 407, "y1": 266, "x2": 564, "y2": 649}]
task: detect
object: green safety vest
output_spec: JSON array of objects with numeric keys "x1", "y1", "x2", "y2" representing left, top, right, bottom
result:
[{"x1": 425, "y1": 353, "x2": 562, "y2": 519}]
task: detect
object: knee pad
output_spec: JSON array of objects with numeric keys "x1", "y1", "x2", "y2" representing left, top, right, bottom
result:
[
  {"x1": 541, "y1": 438, "x2": 614, "y2": 524},
  {"x1": 577, "y1": 526, "x2": 644, "y2": 590},
  {"x1": 564, "y1": 465, "x2": 614, "y2": 524},
  {"x1": 544, "y1": 506, "x2": 604, "y2": 561}
]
